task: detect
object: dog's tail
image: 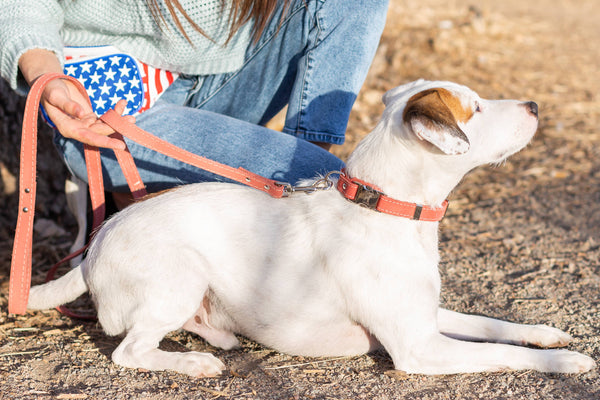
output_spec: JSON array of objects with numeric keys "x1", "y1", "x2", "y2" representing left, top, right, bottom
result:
[{"x1": 27, "y1": 265, "x2": 88, "y2": 310}]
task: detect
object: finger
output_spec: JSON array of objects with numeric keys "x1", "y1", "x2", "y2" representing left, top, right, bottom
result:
[
  {"x1": 79, "y1": 112, "x2": 98, "y2": 126},
  {"x1": 47, "y1": 103, "x2": 99, "y2": 136},
  {"x1": 62, "y1": 99, "x2": 87, "y2": 119},
  {"x1": 44, "y1": 91, "x2": 85, "y2": 119},
  {"x1": 43, "y1": 81, "x2": 89, "y2": 119},
  {"x1": 113, "y1": 103, "x2": 136, "y2": 123},
  {"x1": 123, "y1": 115, "x2": 136, "y2": 124},
  {"x1": 112, "y1": 101, "x2": 137, "y2": 122},
  {"x1": 45, "y1": 103, "x2": 84, "y2": 132},
  {"x1": 87, "y1": 121, "x2": 117, "y2": 136},
  {"x1": 88, "y1": 114, "x2": 135, "y2": 134},
  {"x1": 114, "y1": 99, "x2": 128, "y2": 115},
  {"x1": 75, "y1": 128, "x2": 127, "y2": 150}
]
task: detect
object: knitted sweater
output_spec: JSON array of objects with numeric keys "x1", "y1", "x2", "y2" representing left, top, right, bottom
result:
[{"x1": 0, "y1": 0, "x2": 253, "y2": 93}]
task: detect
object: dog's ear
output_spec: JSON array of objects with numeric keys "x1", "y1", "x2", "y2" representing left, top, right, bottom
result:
[
  {"x1": 402, "y1": 88, "x2": 471, "y2": 155},
  {"x1": 383, "y1": 79, "x2": 426, "y2": 106}
]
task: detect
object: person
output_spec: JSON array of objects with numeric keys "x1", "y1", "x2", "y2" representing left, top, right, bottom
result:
[{"x1": 0, "y1": 0, "x2": 389, "y2": 202}]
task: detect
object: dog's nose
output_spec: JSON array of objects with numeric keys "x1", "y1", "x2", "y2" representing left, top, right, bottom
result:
[{"x1": 524, "y1": 101, "x2": 538, "y2": 117}]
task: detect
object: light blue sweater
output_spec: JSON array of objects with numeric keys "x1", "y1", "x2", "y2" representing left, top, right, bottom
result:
[{"x1": 0, "y1": 0, "x2": 253, "y2": 93}]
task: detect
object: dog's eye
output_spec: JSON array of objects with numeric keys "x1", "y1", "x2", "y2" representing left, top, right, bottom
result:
[{"x1": 474, "y1": 102, "x2": 482, "y2": 112}]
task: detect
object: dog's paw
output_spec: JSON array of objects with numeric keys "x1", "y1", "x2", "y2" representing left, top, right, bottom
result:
[
  {"x1": 525, "y1": 325, "x2": 573, "y2": 348},
  {"x1": 176, "y1": 352, "x2": 226, "y2": 377},
  {"x1": 544, "y1": 350, "x2": 596, "y2": 373}
]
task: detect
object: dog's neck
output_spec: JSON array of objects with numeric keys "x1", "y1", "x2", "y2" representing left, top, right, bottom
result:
[{"x1": 345, "y1": 119, "x2": 467, "y2": 208}]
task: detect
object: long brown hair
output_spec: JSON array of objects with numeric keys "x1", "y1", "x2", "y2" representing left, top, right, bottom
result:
[{"x1": 145, "y1": 0, "x2": 291, "y2": 45}]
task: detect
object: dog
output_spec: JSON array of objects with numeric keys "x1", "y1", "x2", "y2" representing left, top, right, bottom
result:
[{"x1": 27, "y1": 80, "x2": 596, "y2": 376}]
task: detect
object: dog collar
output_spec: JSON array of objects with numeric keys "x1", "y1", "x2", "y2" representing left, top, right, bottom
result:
[{"x1": 336, "y1": 173, "x2": 448, "y2": 221}]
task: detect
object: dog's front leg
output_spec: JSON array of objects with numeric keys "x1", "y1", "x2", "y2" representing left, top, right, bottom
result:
[
  {"x1": 392, "y1": 330, "x2": 595, "y2": 374},
  {"x1": 437, "y1": 308, "x2": 573, "y2": 348},
  {"x1": 359, "y1": 287, "x2": 594, "y2": 374}
]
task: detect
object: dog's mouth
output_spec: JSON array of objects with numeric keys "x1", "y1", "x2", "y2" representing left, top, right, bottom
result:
[
  {"x1": 490, "y1": 137, "x2": 534, "y2": 166},
  {"x1": 490, "y1": 119, "x2": 538, "y2": 165},
  {"x1": 490, "y1": 152, "x2": 513, "y2": 166}
]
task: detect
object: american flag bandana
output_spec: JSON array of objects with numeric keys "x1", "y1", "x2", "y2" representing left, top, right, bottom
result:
[{"x1": 42, "y1": 46, "x2": 178, "y2": 125}]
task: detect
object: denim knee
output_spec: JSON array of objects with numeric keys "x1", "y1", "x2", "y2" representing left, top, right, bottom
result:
[{"x1": 282, "y1": 0, "x2": 389, "y2": 144}]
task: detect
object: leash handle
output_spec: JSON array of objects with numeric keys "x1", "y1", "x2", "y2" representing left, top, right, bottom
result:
[
  {"x1": 8, "y1": 73, "x2": 85, "y2": 314},
  {"x1": 9, "y1": 73, "x2": 287, "y2": 315},
  {"x1": 8, "y1": 73, "x2": 147, "y2": 315}
]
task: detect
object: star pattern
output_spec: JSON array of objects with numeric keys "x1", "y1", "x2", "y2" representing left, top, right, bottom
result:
[
  {"x1": 64, "y1": 54, "x2": 144, "y2": 116},
  {"x1": 41, "y1": 46, "x2": 178, "y2": 127}
]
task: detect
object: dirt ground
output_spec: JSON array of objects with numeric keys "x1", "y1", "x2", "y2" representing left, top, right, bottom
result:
[{"x1": 1, "y1": 0, "x2": 600, "y2": 398}]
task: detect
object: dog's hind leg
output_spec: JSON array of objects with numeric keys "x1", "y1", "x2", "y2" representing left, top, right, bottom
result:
[
  {"x1": 105, "y1": 274, "x2": 226, "y2": 377},
  {"x1": 437, "y1": 308, "x2": 573, "y2": 348},
  {"x1": 183, "y1": 295, "x2": 240, "y2": 350},
  {"x1": 112, "y1": 322, "x2": 226, "y2": 377}
]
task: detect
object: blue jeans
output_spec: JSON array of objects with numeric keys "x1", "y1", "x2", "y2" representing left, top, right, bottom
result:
[{"x1": 55, "y1": 0, "x2": 389, "y2": 192}]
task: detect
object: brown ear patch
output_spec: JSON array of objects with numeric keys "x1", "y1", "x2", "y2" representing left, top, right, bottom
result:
[
  {"x1": 435, "y1": 88, "x2": 474, "y2": 123},
  {"x1": 402, "y1": 88, "x2": 471, "y2": 154},
  {"x1": 403, "y1": 88, "x2": 474, "y2": 125}
]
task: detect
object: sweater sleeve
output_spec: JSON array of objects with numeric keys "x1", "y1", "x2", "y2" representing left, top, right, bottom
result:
[{"x1": 0, "y1": 0, "x2": 65, "y2": 94}]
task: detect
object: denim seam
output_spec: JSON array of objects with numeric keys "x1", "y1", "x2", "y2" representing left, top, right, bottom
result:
[
  {"x1": 282, "y1": 127, "x2": 345, "y2": 145},
  {"x1": 294, "y1": 4, "x2": 323, "y2": 135},
  {"x1": 192, "y1": 3, "x2": 308, "y2": 109}
]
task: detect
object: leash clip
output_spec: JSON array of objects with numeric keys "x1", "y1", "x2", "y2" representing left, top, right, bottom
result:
[{"x1": 276, "y1": 170, "x2": 341, "y2": 197}]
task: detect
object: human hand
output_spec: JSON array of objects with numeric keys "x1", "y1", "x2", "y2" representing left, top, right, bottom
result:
[{"x1": 40, "y1": 77, "x2": 135, "y2": 150}]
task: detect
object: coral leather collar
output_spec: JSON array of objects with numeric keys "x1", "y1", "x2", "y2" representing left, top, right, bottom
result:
[{"x1": 336, "y1": 173, "x2": 448, "y2": 221}]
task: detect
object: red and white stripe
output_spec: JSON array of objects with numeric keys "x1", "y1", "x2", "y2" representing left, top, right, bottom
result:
[{"x1": 138, "y1": 63, "x2": 177, "y2": 113}]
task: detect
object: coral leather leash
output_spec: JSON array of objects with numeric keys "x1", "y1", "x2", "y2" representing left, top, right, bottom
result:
[
  {"x1": 8, "y1": 73, "x2": 150, "y2": 315},
  {"x1": 98, "y1": 109, "x2": 288, "y2": 198},
  {"x1": 8, "y1": 73, "x2": 287, "y2": 315},
  {"x1": 8, "y1": 73, "x2": 448, "y2": 315}
]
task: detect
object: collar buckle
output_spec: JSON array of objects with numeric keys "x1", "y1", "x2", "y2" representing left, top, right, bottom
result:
[{"x1": 353, "y1": 183, "x2": 383, "y2": 211}]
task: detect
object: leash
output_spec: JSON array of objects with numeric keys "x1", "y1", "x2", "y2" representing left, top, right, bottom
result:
[
  {"x1": 98, "y1": 109, "x2": 288, "y2": 198},
  {"x1": 7, "y1": 73, "x2": 293, "y2": 315},
  {"x1": 8, "y1": 73, "x2": 448, "y2": 316},
  {"x1": 8, "y1": 73, "x2": 149, "y2": 315}
]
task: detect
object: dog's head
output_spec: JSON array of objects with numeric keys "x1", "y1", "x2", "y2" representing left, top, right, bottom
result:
[
  {"x1": 346, "y1": 80, "x2": 538, "y2": 203},
  {"x1": 383, "y1": 80, "x2": 538, "y2": 165}
]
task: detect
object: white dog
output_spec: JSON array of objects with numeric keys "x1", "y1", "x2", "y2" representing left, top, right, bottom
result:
[{"x1": 27, "y1": 80, "x2": 596, "y2": 377}]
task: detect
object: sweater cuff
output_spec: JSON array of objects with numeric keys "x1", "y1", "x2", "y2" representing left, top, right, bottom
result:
[{"x1": 2, "y1": 34, "x2": 63, "y2": 95}]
